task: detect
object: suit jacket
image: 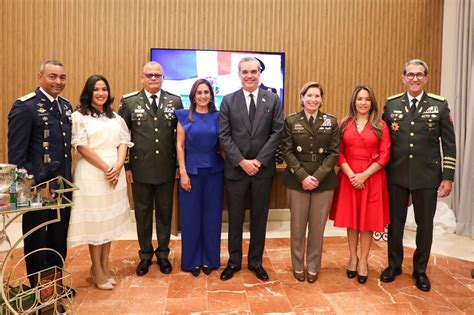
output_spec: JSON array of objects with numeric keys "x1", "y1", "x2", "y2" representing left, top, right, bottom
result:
[
  {"x1": 119, "y1": 89, "x2": 183, "y2": 184},
  {"x1": 8, "y1": 88, "x2": 72, "y2": 183},
  {"x1": 382, "y1": 92, "x2": 456, "y2": 190},
  {"x1": 218, "y1": 88, "x2": 284, "y2": 180},
  {"x1": 282, "y1": 110, "x2": 340, "y2": 192}
]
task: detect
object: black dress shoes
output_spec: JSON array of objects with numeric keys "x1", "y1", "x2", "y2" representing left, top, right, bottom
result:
[
  {"x1": 220, "y1": 265, "x2": 241, "y2": 280},
  {"x1": 202, "y1": 265, "x2": 213, "y2": 275},
  {"x1": 307, "y1": 272, "x2": 318, "y2": 283},
  {"x1": 380, "y1": 266, "x2": 402, "y2": 282},
  {"x1": 357, "y1": 273, "x2": 368, "y2": 284},
  {"x1": 190, "y1": 267, "x2": 200, "y2": 277},
  {"x1": 293, "y1": 270, "x2": 305, "y2": 282},
  {"x1": 412, "y1": 272, "x2": 431, "y2": 292},
  {"x1": 346, "y1": 269, "x2": 357, "y2": 279},
  {"x1": 248, "y1": 265, "x2": 269, "y2": 281},
  {"x1": 158, "y1": 258, "x2": 172, "y2": 274},
  {"x1": 136, "y1": 259, "x2": 152, "y2": 276}
]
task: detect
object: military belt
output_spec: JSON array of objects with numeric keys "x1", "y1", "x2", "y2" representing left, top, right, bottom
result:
[{"x1": 296, "y1": 153, "x2": 318, "y2": 162}]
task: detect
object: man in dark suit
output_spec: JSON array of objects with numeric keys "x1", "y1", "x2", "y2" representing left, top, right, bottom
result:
[
  {"x1": 8, "y1": 60, "x2": 73, "y2": 288},
  {"x1": 119, "y1": 61, "x2": 183, "y2": 276},
  {"x1": 380, "y1": 59, "x2": 456, "y2": 292},
  {"x1": 219, "y1": 57, "x2": 284, "y2": 281}
]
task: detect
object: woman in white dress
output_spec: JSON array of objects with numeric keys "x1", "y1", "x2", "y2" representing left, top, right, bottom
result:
[{"x1": 68, "y1": 75, "x2": 132, "y2": 290}]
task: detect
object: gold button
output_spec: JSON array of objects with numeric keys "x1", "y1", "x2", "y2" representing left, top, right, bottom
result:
[
  {"x1": 154, "y1": 117, "x2": 158, "y2": 121},
  {"x1": 65, "y1": 154, "x2": 68, "y2": 158},
  {"x1": 155, "y1": 128, "x2": 158, "y2": 132},
  {"x1": 410, "y1": 133, "x2": 414, "y2": 136},
  {"x1": 411, "y1": 122, "x2": 415, "y2": 125},
  {"x1": 155, "y1": 150, "x2": 159, "y2": 154},
  {"x1": 410, "y1": 144, "x2": 413, "y2": 147},
  {"x1": 155, "y1": 139, "x2": 159, "y2": 143},
  {"x1": 63, "y1": 132, "x2": 66, "y2": 136},
  {"x1": 409, "y1": 154, "x2": 413, "y2": 158},
  {"x1": 64, "y1": 143, "x2": 67, "y2": 147}
]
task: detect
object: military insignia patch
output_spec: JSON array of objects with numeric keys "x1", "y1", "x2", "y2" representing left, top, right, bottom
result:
[{"x1": 391, "y1": 122, "x2": 399, "y2": 132}]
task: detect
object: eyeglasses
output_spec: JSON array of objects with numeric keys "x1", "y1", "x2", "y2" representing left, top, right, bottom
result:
[
  {"x1": 143, "y1": 73, "x2": 163, "y2": 79},
  {"x1": 404, "y1": 72, "x2": 426, "y2": 80}
]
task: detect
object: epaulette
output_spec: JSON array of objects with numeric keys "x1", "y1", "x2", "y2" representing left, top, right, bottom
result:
[
  {"x1": 324, "y1": 113, "x2": 337, "y2": 119},
  {"x1": 387, "y1": 92, "x2": 404, "y2": 101},
  {"x1": 58, "y1": 95, "x2": 71, "y2": 103},
  {"x1": 122, "y1": 91, "x2": 139, "y2": 99},
  {"x1": 286, "y1": 112, "x2": 299, "y2": 117},
  {"x1": 17, "y1": 92, "x2": 36, "y2": 102},
  {"x1": 165, "y1": 91, "x2": 180, "y2": 98},
  {"x1": 427, "y1": 93, "x2": 445, "y2": 101}
]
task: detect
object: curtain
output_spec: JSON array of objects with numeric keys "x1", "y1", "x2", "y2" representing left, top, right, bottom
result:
[{"x1": 453, "y1": 0, "x2": 473, "y2": 238}]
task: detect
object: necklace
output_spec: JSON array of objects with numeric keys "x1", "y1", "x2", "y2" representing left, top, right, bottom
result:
[{"x1": 355, "y1": 119, "x2": 368, "y2": 133}]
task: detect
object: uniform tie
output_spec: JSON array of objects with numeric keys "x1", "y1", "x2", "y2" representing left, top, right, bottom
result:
[
  {"x1": 309, "y1": 116, "x2": 315, "y2": 129},
  {"x1": 249, "y1": 93, "x2": 256, "y2": 125},
  {"x1": 52, "y1": 99, "x2": 62, "y2": 116},
  {"x1": 150, "y1": 95, "x2": 158, "y2": 113},
  {"x1": 410, "y1": 98, "x2": 418, "y2": 115}
]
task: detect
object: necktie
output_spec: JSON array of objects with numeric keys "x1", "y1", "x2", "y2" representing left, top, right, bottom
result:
[
  {"x1": 309, "y1": 116, "x2": 315, "y2": 128},
  {"x1": 410, "y1": 98, "x2": 418, "y2": 115},
  {"x1": 52, "y1": 99, "x2": 62, "y2": 116},
  {"x1": 249, "y1": 94, "x2": 256, "y2": 125},
  {"x1": 150, "y1": 95, "x2": 158, "y2": 113}
]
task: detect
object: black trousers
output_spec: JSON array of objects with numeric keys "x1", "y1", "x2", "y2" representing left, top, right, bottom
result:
[
  {"x1": 132, "y1": 180, "x2": 174, "y2": 260},
  {"x1": 387, "y1": 184, "x2": 438, "y2": 273},
  {"x1": 22, "y1": 205, "x2": 70, "y2": 286},
  {"x1": 225, "y1": 176, "x2": 273, "y2": 268}
]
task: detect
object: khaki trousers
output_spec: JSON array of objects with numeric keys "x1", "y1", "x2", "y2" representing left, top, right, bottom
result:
[{"x1": 288, "y1": 188, "x2": 334, "y2": 273}]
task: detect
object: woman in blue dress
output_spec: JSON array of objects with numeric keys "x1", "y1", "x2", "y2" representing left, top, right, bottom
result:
[{"x1": 176, "y1": 78, "x2": 224, "y2": 276}]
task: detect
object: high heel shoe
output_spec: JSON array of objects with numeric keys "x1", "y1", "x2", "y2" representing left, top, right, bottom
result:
[
  {"x1": 90, "y1": 268, "x2": 113, "y2": 290},
  {"x1": 356, "y1": 262, "x2": 368, "y2": 284},
  {"x1": 346, "y1": 257, "x2": 358, "y2": 279},
  {"x1": 108, "y1": 277, "x2": 116, "y2": 285}
]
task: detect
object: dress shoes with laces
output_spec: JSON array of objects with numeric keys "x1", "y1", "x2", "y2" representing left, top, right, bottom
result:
[
  {"x1": 412, "y1": 272, "x2": 431, "y2": 292},
  {"x1": 380, "y1": 266, "x2": 402, "y2": 283},
  {"x1": 293, "y1": 270, "x2": 305, "y2": 282},
  {"x1": 248, "y1": 265, "x2": 269, "y2": 281},
  {"x1": 220, "y1": 265, "x2": 241, "y2": 280},
  {"x1": 157, "y1": 258, "x2": 172, "y2": 274},
  {"x1": 136, "y1": 259, "x2": 152, "y2": 276}
]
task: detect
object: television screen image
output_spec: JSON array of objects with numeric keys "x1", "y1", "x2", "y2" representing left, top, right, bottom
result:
[{"x1": 150, "y1": 48, "x2": 285, "y2": 109}]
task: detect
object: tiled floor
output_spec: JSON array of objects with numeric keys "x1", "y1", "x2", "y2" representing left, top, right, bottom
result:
[{"x1": 55, "y1": 236, "x2": 472, "y2": 314}]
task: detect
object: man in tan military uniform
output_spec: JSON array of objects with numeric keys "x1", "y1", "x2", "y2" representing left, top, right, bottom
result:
[
  {"x1": 119, "y1": 61, "x2": 183, "y2": 276},
  {"x1": 380, "y1": 59, "x2": 456, "y2": 292}
]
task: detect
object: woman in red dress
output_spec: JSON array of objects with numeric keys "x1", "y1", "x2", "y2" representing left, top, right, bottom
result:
[{"x1": 330, "y1": 85, "x2": 390, "y2": 284}]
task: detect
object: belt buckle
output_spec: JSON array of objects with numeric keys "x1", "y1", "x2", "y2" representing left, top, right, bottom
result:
[{"x1": 311, "y1": 154, "x2": 317, "y2": 162}]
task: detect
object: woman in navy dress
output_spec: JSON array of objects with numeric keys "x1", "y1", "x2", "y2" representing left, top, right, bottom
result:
[{"x1": 176, "y1": 78, "x2": 224, "y2": 276}]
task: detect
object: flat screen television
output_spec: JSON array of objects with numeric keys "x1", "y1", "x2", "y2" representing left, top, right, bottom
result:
[{"x1": 150, "y1": 48, "x2": 285, "y2": 109}]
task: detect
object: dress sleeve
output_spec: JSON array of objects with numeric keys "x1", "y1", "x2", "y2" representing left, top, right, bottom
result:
[
  {"x1": 116, "y1": 113, "x2": 134, "y2": 148},
  {"x1": 374, "y1": 120, "x2": 391, "y2": 166},
  {"x1": 71, "y1": 112, "x2": 88, "y2": 150}
]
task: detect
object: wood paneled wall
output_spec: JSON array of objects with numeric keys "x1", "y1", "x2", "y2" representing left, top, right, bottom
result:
[{"x1": 1, "y1": 0, "x2": 443, "y2": 167}]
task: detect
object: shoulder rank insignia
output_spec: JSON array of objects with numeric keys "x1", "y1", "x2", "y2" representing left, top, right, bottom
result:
[
  {"x1": 387, "y1": 92, "x2": 404, "y2": 101},
  {"x1": 427, "y1": 93, "x2": 445, "y2": 101},
  {"x1": 58, "y1": 95, "x2": 71, "y2": 103},
  {"x1": 17, "y1": 92, "x2": 36, "y2": 102},
  {"x1": 391, "y1": 122, "x2": 399, "y2": 132},
  {"x1": 122, "y1": 91, "x2": 139, "y2": 99}
]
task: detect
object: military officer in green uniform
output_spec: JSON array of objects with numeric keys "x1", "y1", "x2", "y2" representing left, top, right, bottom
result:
[
  {"x1": 380, "y1": 59, "x2": 456, "y2": 292},
  {"x1": 119, "y1": 61, "x2": 183, "y2": 276},
  {"x1": 282, "y1": 81, "x2": 339, "y2": 283}
]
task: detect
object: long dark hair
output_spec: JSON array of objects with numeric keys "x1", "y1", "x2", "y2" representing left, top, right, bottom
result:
[
  {"x1": 188, "y1": 78, "x2": 216, "y2": 121},
  {"x1": 78, "y1": 74, "x2": 115, "y2": 118},
  {"x1": 340, "y1": 85, "x2": 382, "y2": 139}
]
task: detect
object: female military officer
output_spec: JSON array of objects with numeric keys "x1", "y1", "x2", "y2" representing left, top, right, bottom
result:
[{"x1": 282, "y1": 81, "x2": 340, "y2": 283}]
